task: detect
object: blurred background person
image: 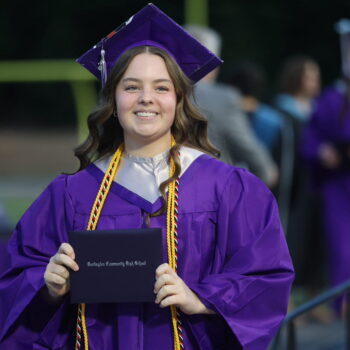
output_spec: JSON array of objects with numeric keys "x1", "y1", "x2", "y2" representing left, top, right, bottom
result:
[
  {"x1": 273, "y1": 55, "x2": 321, "y2": 227},
  {"x1": 229, "y1": 59, "x2": 330, "y2": 322},
  {"x1": 302, "y1": 19, "x2": 350, "y2": 315},
  {"x1": 275, "y1": 55, "x2": 321, "y2": 123},
  {"x1": 228, "y1": 61, "x2": 283, "y2": 162},
  {"x1": 185, "y1": 25, "x2": 279, "y2": 188},
  {"x1": 273, "y1": 55, "x2": 328, "y2": 321},
  {"x1": 272, "y1": 55, "x2": 321, "y2": 227}
]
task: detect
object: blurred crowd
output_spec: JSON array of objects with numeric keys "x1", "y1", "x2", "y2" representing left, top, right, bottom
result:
[{"x1": 187, "y1": 22, "x2": 350, "y2": 323}]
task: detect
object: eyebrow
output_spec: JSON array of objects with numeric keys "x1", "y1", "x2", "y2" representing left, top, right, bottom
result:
[{"x1": 121, "y1": 78, "x2": 172, "y2": 84}]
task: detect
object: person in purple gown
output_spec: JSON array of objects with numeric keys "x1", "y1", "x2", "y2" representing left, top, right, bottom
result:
[
  {"x1": 302, "y1": 19, "x2": 350, "y2": 313},
  {"x1": 0, "y1": 5, "x2": 294, "y2": 350}
]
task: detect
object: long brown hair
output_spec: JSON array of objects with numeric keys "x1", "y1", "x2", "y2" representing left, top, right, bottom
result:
[
  {"x1": 74, "y1": 45, "x2": 218, "y2": 218},
  {"x1": 279, "y1": 55, "x2": 318, "y2": 95}
]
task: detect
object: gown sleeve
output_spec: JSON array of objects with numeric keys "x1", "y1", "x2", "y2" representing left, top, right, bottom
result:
[
  {"x1": 187, "y1": 169, "x2": 294, "y2": 349},
  {"x1": 0, "y1": 175, "x2": 76, "y2": 348}
]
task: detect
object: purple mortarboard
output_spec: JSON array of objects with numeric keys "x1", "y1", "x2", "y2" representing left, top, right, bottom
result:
[
  {"x1": 76, "y1": 3, "x2": 223, "y2": 86},
  {"x1": 335, "y1": 19, "x2": 350, "y2": 79}
]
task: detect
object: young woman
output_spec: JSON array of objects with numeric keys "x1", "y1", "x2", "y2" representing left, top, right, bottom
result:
[{"x1": 0, "y1": 5, "x2": 294, "y2": 350}]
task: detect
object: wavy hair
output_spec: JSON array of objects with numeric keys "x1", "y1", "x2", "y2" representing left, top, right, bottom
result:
[{"x1": 74, "y1": 45, "x2": 218, "y2": 219}]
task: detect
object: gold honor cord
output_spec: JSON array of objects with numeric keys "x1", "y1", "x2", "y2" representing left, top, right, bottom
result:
[
  {"x1": 166, "y1": 163, "x2": 180, "y2": 350},
  {"x1": 87, "y1": 145, "x2": 124, "y2": 231},
  {"x1": 166, "y1": 153, "x2": 184, "y2": 350},
  {"x1": 75, "y1": 138, "x2": 184, "y2": 350}
]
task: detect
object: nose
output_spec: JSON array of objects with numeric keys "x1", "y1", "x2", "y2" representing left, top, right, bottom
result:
[{"x1": 138, "y1": 88, "x2": 153, "y2": 104}]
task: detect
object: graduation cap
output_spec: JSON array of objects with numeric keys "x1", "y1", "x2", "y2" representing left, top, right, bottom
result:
[
  {"x1": 335, "y1": 18, "x2": 350, "y2": 79},
  {"x1": 76, "y1": 3, "x2": 223, "y2": 86}
]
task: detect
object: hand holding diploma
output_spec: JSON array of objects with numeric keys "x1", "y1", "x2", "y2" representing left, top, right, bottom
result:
[
  {"x1": 44, "y1": 243, "x2": 79, "y2": 300},
  {"x1": 154, "y1": 263, "x2": 215, "y2": 315}
]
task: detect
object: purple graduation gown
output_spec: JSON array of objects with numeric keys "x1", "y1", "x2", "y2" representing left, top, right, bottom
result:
[
  {"x1": 302, "y1": 84, "x2": 350, "y2": 288},
  {"x1": 0, "y1": 154, "x2": 294, "y2": 350}
]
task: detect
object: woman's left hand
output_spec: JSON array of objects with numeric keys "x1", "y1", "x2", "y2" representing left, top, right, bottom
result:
[{"x1": 154, "y1": 263, "x2": 215, "y2": 315}]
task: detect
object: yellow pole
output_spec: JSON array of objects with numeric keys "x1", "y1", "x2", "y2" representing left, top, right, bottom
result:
[
  {"x1": 0, "y1": 60, "x2": 97, "y2": 143},
  {"x1": 70, "y1": 81, "x2": 97, "y2": 142}
]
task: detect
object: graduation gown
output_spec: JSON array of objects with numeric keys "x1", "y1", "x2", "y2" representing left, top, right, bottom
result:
[
  {"x1": 302, "y1": 83, "x2": 350, "y2": 288},
  {"x1": 0, "y1": 152, "x2": 294, "y2": 350}
]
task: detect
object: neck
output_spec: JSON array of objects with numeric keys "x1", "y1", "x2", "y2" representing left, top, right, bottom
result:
[
  {"x1": 124, "y1": 134, "x2": 172, "y2": 158},
  {"x1": 241, "y1": 96, "x2": 260, "y2": 113},
  {"x1": 294, "y1": 94, "x2": 312, "y2": 107}
]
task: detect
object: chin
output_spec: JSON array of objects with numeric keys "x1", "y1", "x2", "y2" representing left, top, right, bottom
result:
[{"x1": 135, "y1": 131, "x2": 171, "y2": 143}]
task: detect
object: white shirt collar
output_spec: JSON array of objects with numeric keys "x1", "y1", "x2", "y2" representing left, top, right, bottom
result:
[{"x1": 95, "y1": 146, "x2": 204, "y2": 203}]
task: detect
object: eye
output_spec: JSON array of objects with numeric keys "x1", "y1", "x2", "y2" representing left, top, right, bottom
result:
[
  {"x1": 156, "y1": 86, "x2": 170, "y2": 92},
  {"x1": 125, "y1": 85, "x2": 139, "y2": 91}
]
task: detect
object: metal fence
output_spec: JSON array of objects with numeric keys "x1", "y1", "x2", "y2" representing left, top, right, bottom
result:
[{"x1": 271, "y1": 279, "x2": 350, "y2": 350}]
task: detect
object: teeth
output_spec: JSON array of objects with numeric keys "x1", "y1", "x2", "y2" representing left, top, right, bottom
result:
[{"x1": 136, "y1": 112, "x2": 157, "y2": 117}]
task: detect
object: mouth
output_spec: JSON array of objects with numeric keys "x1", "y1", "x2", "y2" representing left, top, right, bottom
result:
[{"x1": 134, "y1": 111, "x2": 159, "y2": 118}]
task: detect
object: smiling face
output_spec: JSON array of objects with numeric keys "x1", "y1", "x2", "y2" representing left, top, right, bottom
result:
[{"x1": 115, "y1": 52, "x2": 177, "y2": 154}]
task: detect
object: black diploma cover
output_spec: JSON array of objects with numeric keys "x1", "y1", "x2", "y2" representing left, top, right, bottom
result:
[{"x1": 68, "y1": 228, "x2": 163, "y2": 303}]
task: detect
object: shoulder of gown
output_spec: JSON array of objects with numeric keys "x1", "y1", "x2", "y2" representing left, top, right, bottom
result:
[{"x1": 180, "y1": 157, "x2": 295, "y2": 349}]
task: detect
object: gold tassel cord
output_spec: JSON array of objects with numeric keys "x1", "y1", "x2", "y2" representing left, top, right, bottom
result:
[{"x1": 76, "y1": 145, "x2": 124, "y2": 350}]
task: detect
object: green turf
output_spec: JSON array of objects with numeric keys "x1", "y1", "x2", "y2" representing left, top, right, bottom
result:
[{"x1": 3, "y1": 197, "x2": 34, "y2": 226}]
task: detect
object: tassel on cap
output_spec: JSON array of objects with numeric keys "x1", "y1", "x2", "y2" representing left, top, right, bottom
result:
[{"x1": 98, "y1": 48, "x2": 108, "y2": 87}]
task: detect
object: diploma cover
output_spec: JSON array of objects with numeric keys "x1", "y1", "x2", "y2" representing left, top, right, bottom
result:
[{"x1": 68, "y1": 228, "x2": 163, "y2": 303}]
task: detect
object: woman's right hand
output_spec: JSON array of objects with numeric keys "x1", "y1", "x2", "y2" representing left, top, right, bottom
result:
[{"x1": 44, "y1": 243, "x2": 79, "y2": 300}]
